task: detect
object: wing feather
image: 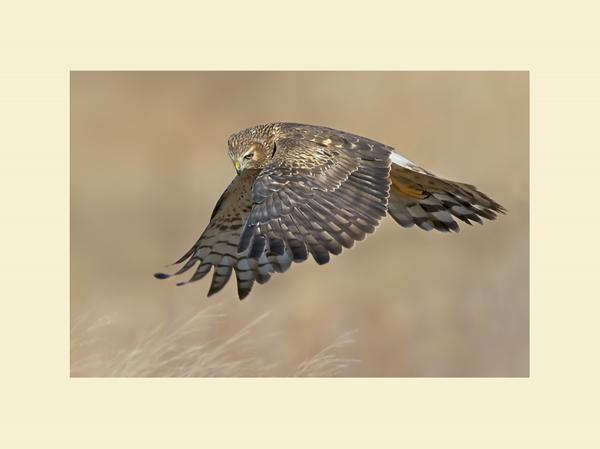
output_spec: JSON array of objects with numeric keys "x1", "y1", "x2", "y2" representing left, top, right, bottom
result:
[
  {"x1": 238, "y1": 124, "x2": 391, "y2": 270},
  {"x1": 155, "y1": 171, "x2": 266, "y2": 298}
]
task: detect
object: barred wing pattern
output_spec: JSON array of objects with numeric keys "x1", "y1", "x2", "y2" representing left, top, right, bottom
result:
[
  {"x1": 237, "y1": 126, "x2": 391, "y2": 272},
  {"x1": 154, "y1": 171, "x2": 281, "y2": 298},
  {"x1": 156, "y1": 125, "x2": 392, "y2": 299}
]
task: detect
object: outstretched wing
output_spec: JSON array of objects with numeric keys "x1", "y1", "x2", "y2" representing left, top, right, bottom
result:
[
  {"x1": 237, "y1": 124, "x2": 391, "y2": 276},
  {"x1": 155, "y1": 125, "x2": 391, "y2": 299},
  {"x1": 154, "y1": 171, "x2": 284, "y2": 298}
]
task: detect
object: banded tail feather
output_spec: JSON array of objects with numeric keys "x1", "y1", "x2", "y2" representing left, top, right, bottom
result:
[{"x1": 387, "y1": 151, "x2": 506, "y2": 232}]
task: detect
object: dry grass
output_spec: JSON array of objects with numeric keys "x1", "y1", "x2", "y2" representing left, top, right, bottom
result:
[
  {"x1": 71, "y1": 306, "x2": 358, "y2": 377},
  {"x1": 294, "y1": 332, "x2": 358, "y2": 377}
]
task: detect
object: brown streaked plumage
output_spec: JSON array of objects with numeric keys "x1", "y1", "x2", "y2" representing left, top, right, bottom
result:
[{"x1": 155, "y1": 123, "x2": 505, "y2": 299}]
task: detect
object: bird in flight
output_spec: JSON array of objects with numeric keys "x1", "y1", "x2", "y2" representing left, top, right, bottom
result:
[{"x1": 155, "y1": 123, "x2": 505, "y2": 299}]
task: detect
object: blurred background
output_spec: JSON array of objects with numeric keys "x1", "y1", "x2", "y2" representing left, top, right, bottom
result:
[{"x1": 70, "y1": 72, "x2": 529, "y2": 377}]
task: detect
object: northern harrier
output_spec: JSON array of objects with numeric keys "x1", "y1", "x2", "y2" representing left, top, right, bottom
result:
[{"x1": 155, "y1": 123, "x2": 505, "y2": 299}]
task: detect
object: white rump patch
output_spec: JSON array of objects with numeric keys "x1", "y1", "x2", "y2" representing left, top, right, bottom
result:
[{"x1": 389, "y1": 151, "x2": 416, "y2": 168}]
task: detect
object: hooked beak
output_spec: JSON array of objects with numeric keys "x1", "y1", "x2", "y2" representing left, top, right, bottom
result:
[{"x1": 234, "y1": 160, "x2": 241, "y2": 175}]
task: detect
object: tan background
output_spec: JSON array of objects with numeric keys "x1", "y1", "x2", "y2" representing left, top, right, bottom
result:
[{"x1": 71, "y1": 71, "x2": 528, "y2": 377}]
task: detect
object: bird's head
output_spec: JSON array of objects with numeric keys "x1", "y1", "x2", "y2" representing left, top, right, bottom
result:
[{"x1": 227, "y1": 124, "x2": 278, "y2": 175}]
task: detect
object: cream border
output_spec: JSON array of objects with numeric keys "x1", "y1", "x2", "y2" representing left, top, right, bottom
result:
[{"x1": 1, "y1": 1, "x2": 598, "y2": 447}]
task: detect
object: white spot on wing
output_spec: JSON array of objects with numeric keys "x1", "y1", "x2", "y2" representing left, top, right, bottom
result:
[
  {"x1": 390, "y1": 151, "x2": 430, "y2": 174},
  {"x1": 390, "y1": 151, "x2": 415, "y2": 167}
]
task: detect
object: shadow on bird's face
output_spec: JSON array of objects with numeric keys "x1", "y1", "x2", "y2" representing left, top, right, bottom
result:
[
  {"x1": 227, "y1": 125, "x2": 277, "y2": 175},
  {"x1": 231, "y1": 142, "x2": 268, "y2": 174}
]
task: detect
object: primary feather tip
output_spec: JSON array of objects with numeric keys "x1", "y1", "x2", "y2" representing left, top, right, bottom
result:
[{"x1": 153, "y1": 272, "x2": 171, "y2": 280}]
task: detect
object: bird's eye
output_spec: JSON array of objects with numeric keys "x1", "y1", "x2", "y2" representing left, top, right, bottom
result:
[{"x1": 244, "y1": 152, "x2": 254, "y2": 160}]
